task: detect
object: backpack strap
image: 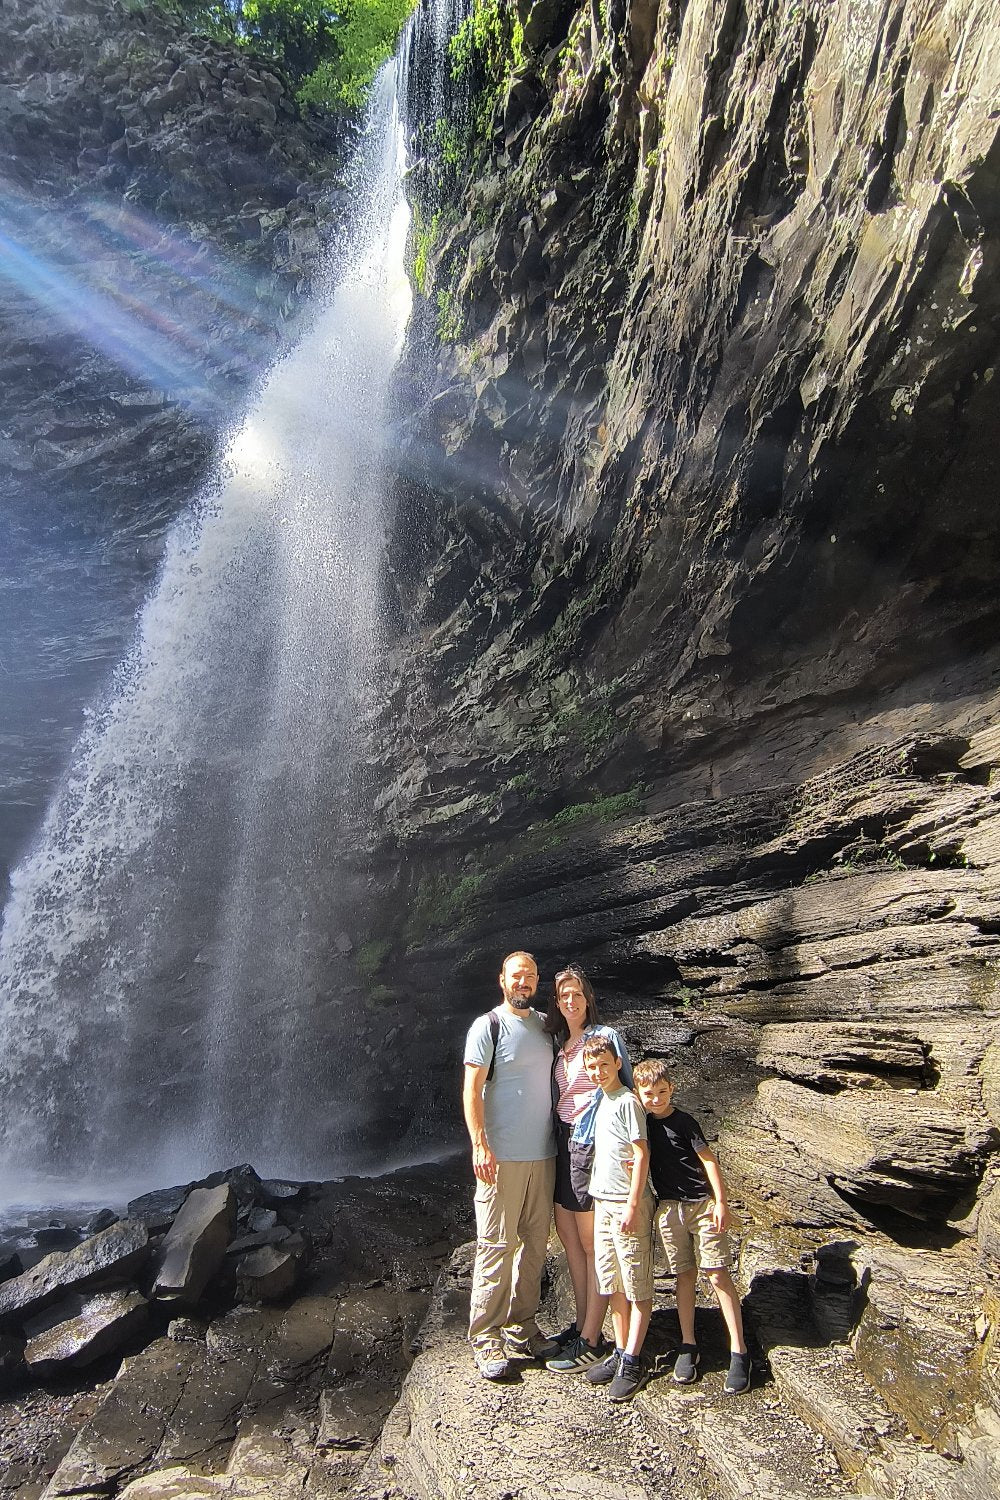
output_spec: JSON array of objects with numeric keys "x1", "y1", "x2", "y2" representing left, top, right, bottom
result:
[{"x1": 485, "y1": 1008, "x2": 501, "y2": 1083}]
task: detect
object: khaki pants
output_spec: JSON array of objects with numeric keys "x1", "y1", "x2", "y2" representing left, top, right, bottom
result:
[{"x1": 469, "y1": 1157, "x2": 556, "y2": 1348}]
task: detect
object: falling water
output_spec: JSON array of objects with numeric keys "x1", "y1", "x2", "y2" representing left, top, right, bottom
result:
[{"x1": 0, "y1": 60, "x2": 415, "y2": 1196}]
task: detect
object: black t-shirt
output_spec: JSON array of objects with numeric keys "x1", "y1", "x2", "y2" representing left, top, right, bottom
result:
[{"x1": 646, "y1": 1108, "x2": 711, "y2": 1201}]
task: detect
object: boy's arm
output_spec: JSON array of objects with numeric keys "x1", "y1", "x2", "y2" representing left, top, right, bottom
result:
[
  {"x1": 463, "y1": 1064, "x2": 497, "y2": 1185},
  {"x1": 620, "y1": 1138, "x2": 650, "y2": 1234},
  {"x1": 695, "y1": 1145, "x2": 731, "y2": 1232}
]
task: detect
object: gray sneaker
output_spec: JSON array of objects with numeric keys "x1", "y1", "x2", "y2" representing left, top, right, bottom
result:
[
  {"x1": 724, "y1": 1351, "x2": 752, "y2": 1394},
  {"x1": 673, "y1": 1343, "x2": 701, "y2": 1384},
  {"x1": 608, "y1": 1353, "x2": 645, "y2": 1402},
  {"x1": 545, "y1": 1335, "x2": 605, "y2": 1371},
  {"x1": 584, "y1": 1348, "x2": 622, "y2": 1385},
  {"x1": 474, "y1": 1342, "x2": 510, "y2": 1380}
]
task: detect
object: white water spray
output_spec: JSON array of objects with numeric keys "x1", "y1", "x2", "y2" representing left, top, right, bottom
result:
[{"x1": 0, "y1": 65, "x2": 413, "y2": 1196}]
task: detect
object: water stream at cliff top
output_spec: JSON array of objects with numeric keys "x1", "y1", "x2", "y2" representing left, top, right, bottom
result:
[{"x1": 0, "y1": 59, "x2": 414, "y2": 1198}]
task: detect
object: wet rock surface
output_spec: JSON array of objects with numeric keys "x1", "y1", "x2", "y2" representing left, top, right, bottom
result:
[{"x1": 0, "y1": 1160, "x2": 470, "y2": 1500}]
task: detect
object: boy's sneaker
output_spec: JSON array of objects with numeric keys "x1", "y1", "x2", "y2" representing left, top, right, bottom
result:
[
  {"x1": 673, "y1": 1344, "x2": 701, "y2": 1384},
  {"x1": 724, "y1": 1351, "x2": 753, "y2": 1395},
  {"x1": 545, "y1": 1335, "x2": 605, "y2": 1371},
  {"x1": 608, "y1": 1353, "x2": 645, "y2": 1402},
  {"x1": 474, "y1": 1342, "x2": 510, "y2": 1381},
  {"x1": 506, "y1": 1331, "x2": 561, "y2": 1361},
  {"x1": 584, "y1": 1348, "x2": 622, "y2": 1385}
]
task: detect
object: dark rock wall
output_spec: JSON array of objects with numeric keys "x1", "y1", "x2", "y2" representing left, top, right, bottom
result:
[{"x1": 364, "y1": 0, "x2": 1000, "y2": 1450}]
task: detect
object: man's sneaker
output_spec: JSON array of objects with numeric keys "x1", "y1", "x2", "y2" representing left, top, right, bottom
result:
[
  {"x1": 724, "y1": 1351, "x2": 752, "y2": 1394},
  {"x1": 474, "y1": 1342, "x2": 510, "y2": 1381},
  {"x1": 545, "y1": 1335, "x2": 605, "y2": 1371},
  {"x1": 551, "y1": 1321, "x2": 579, "y2": 1350},
  {"x1": 584, "y1": 1348, "x2": 622, "y2": 1385},
  {"x1": 608, "y1": 1353, "x2": 645, "y2": 1402},
  {"x1": 506, "y1": 1331, "x2": 561, "y2": 1361},
  {"x1": 673, "y1": 1343, "x2": 701, "y2": 1384}
]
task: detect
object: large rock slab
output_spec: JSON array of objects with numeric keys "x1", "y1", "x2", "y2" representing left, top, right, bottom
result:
[
  {"x1": 0, "y1": 1219, "x2": 150, "y2": 1328},
  {"x1": 24, "y1": 1290, "x2": 149, "y2": 1375},
  {"x1": 152, "y1": 1185, "x2": 236, "y2": 1306},
  {"x1": 742, "y1": 1078, "x2": 997, "y2": 1220}
]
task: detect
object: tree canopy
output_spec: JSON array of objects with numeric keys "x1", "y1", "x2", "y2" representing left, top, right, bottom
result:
[{"x1": 162, "y1": 0, "x2": 417, "y2": 109}]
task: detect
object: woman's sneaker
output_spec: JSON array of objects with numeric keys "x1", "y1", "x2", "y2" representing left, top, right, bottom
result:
[
  {"x1": 584, "y1": 1348, "x2": 622, "y2": 1385},
  {"x1": 505, "y1": 1331, "x2": 561, "y2": 1361},
  {"x1": 672, "y1": 1343, "x2": 701, "y2": 1384},
  {"x1": 545, "y1": 1335, "x2": 604, "y2": 1371},
  {"x1": 608, "y1": 1353, "x2": 645, "y2": 1402},
  {"x1": 724, "y1": 1351, "x2": 753, "y2": 1394}
]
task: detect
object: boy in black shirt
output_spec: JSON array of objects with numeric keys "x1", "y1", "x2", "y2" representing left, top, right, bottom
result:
[{"x1": 633, "y1": 1058, "x2": 751, "y2": 1394}]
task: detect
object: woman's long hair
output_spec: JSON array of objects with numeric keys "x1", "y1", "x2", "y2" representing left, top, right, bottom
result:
[{"x1": 544, "y1": 964, "x2": 601, "y2": 1045}]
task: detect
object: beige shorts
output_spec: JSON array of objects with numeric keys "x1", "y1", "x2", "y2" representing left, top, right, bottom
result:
[
  {"x1": 594, "y1": 1196, "x2": 654, "y2": 1301},
  {"x1": 655, "y1": 1196, "x2": 732, "y2": 1273}
]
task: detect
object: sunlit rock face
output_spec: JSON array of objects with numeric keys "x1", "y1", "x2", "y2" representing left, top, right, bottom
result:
[
  {"x1": 364, "y1": 0, "x2": 1000, "y2": 1456},
  {"x1": 0, "y1": 0, "x2": 346, "y2": 516}
]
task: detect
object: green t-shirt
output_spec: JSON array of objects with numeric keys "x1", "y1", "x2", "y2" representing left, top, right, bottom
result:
[{"x1": 589, "y1": 1085, "x2": 648, "y2": 1201}]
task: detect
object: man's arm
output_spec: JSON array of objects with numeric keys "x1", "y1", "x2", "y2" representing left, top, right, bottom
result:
[
  {"x1": 696, "y1": 1145, "x2": 731, "y2": 1232},
  {"x1": 620, "y1": 1138, "x2": 650, "y2": 1234},
  {"x1": 463, "y1": 1063, "x2": 497, "y2": 1185}
]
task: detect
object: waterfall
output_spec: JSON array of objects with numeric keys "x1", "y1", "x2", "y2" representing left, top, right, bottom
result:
[{"x1": 0, "y1": 55, "x2": 419, "y2": 1197}]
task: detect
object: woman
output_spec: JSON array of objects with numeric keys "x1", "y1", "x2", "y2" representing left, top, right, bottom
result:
[{"x1": 544, "y1": 964, "x2": 633, "y2": 1370}]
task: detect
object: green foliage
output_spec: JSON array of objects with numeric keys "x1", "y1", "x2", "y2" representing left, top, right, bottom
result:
[
  {"x1": 406, "y1": 871, "x2": 486, "y2": 940},
  {"x1": 296, "y1": 0, "x2": 416, "y2": 108},
  {"x1": 355, "y1": 936, "x2": 392, "y2": 981},
  {"x1": 520, "y1": 787, "x2": 646, "y2": 852},
  {"x1": 436, "y1": 284, "x2": 465, "y2": 342},
  {"x1": 411, "y1": 207, "x2": 440, "y2": 297},
  {"x1": 448, "y1": 0, "x2": 523, "y2": 137},
  {"x1": 150, "y1": 0, "x2": 416, "y2": 110},
  {"x1": 546, "y1": 788, "x2": 644, "y2": 831},
  {"x1": 669, "y1": 984, "x2": 705, "y2": 1012},
  {"x1": 432, "y1": 118, "x2": 464, "y2": 169}
]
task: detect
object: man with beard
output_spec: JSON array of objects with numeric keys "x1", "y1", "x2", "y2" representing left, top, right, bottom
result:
[{"x1": 463, "y1": 950, "x2": 559, "y2": 1379}]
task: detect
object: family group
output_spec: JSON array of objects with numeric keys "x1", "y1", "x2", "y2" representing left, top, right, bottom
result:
[{"x1": 462, "y1": 950, "x2": 751, "y2": 1403}]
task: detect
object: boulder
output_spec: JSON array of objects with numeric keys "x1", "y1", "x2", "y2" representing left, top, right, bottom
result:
[
  {"x1": 85, "y1": 1209, "x2": 120, "y2": 1235},
  {"x1": 754, "y1": 1079, "x2": 997, "y2": 1219},
  {"x1": 0, "y1": 1219, "x2": 149, "y2": 1328},
  {"x1": 234, "y1": 1245, "x2": 297, "y2": 1302},
  {"x1": 127, "y1": 1185, "x2": 189, "y2": 1232},
  {"x1": 0, "y1": 1252, "x2": 23, "y2": 1283},
  {"x1": 152, "y1": 1184, "x2": 236, "y2": 1304},
  {"x1": 0, "y1": 1333, "x2": 25, "y2": 1391},
  {"x1": 24, "y1": 1289, "x2": 149, "y2": 1374}
]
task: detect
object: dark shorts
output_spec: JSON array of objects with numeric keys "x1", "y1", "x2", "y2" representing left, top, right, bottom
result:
[{"x1": 554, "y1": 1121, "x2": 594, "y2": 1213}]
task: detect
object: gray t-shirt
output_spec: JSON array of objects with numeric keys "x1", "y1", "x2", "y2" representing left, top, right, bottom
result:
[
  {"x1": 464, "y1": 1008, "x2": 556, "y2": 1162},
  {"x1": 589, "y1": 1086, "x2": 648, "y2": 1201}
]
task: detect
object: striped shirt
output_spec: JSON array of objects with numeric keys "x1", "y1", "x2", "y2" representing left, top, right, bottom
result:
[{"x1": 554, "y1": 1033, "x2": 597, "y2": 1125}]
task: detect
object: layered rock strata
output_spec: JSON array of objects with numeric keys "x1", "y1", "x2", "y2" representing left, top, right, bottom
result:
[{"x1": 349, "y1": 0, "x2": 1000, "y2": 1476}]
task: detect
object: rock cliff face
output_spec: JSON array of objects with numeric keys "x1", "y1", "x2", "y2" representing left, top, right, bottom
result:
[
  {"x1": 0, "y1": 0, "x2": 345, "y2": 518},
  {"x1": 354, "y1": 0, "x2": 1000, "y2": 1476}
]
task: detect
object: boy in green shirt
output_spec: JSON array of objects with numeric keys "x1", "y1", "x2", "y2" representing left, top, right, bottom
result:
[{"x1": 579, "y1": 1035, "x2": 655, "y2": 1401}]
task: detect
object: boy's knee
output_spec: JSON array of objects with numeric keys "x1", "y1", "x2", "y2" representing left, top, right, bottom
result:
[{"x1": 705, "y1": 1266, "x2": 735, "y2": 1288}]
